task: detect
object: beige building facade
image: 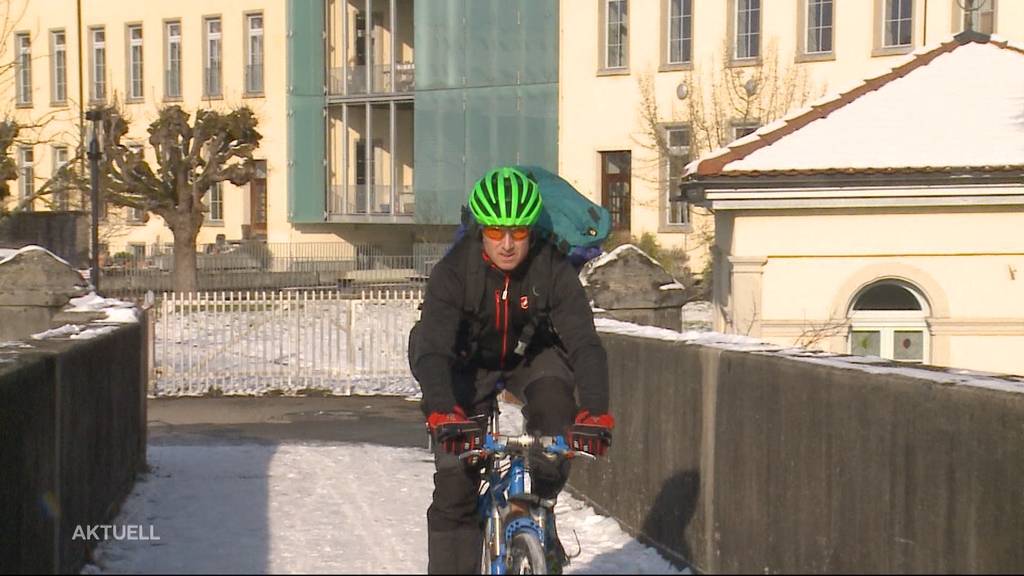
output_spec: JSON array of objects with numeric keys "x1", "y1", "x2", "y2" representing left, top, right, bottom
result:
[
  {"x1": 559, "y1": 0, "x2": 1023, "y2": 276},
  {"x1": 1, "y1": 0, "x2": 287, "y2": 258},
  {"x1": 683, "y1": 35, "x2": 1024, "y2": 376}
]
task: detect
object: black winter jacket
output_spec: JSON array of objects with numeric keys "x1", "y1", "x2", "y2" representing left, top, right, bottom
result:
[{"x1": 410, "y1": 233, "x2": 609, "y2": 416}]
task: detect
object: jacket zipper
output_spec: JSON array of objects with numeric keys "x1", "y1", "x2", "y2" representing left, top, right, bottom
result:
[{"x1": 500, "y1": 275, "x2": 510, "y2": 368}]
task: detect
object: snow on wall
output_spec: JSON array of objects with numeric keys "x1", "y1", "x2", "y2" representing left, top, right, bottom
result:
[{"x1": 595, "y1": 318, "x2": 1024, "y2": 396}]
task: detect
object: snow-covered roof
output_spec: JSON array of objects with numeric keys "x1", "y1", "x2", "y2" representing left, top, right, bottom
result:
[{"x1": 686, "y1": 33, "x2": 1024, "y2": 178}]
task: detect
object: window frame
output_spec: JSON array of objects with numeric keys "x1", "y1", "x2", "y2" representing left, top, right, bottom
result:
[
  {"x1": 955, "y1": 0, "x2": 996, "y2": 34},
  {"x1": 797, "y1": 0, "x2": 835, "y2": 62},
  {"x1": 732, "y1": 122, "x2": 760, "y2": 142},
  {"x1": 600, "y1": 150, "x2": 632, "y2": 233},
  {"x1": 731, "y1": 0, "x2": 762, "y2": 64},
  {"x1": 50, "y1": 30, "x2": 67, "y2": 105},
  {"x1": 126, "y1": 23, "x2": 144, "y2": 102},
  {"x1": 874, "y1": 0, "x2": 914, "y2": 56},
  {"x1": 245, "y1": 12, "x2": 264, "y2": 96},
  {"x1": 847, "y1": 280, "x2": 931, "y2": 364},
  {"x1": 164, "y1": 20, "x2": 183, "y2": 101},
  {"x1": 18, "y1": 146, "x2": 34, "y2": 211},
  {"x1": 660, "y1": 124, "x2": 692, "y2": 231},
  {"x1": 52, "y1": 145, "x2": 70, "y2": 210},
  {"x1": 203, "y1": 16, "x2": 223, "y2": 98},
  {"x1": 90, "y1": 27, "x2": 107, "y2": 103},
  {"x1": 15, "y1": 32, "x2": 32, "y2": 107},
  {"x1": 662, "y1": 0, "x2": 693, "y2": 69},
  {"x1": 598, "y1": 0, "x2": 630, "y2": 75},
  {"x1": 207, "y1": 180, "x2": 224, "y2": 223}
]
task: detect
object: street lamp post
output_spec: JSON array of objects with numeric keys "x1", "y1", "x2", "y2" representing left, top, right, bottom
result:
[{"x1": 85, "y1": 108, "x2": 103, "y2": 293}]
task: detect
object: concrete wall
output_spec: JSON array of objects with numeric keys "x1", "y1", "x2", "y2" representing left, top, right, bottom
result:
[
  {"x1": 569, "y1": 332, "x2": 1024, "y2": 573},
  {"x1": 0, "y1": 322, "x2": 148, "y2": 574}
]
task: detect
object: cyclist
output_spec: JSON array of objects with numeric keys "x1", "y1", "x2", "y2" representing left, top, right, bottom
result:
[{"x1": 409, "y1": 166, "x2": 616, "y2": 574}]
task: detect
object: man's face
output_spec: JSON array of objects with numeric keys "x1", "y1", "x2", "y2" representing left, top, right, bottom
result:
[{"x1": 481, "y1": 226, "x2": 530, "y2": 272}]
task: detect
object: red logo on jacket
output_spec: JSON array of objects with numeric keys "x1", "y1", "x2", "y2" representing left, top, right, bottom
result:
[{"x1": 520, "y1": 296, "x2": 529, "y2": 310}]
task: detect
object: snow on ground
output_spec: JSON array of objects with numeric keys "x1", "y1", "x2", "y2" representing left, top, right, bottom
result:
[
  {"x1": 85, "y1": 404, "x2": 682, "y2": 574},
  {"x1": 86, "y1": 442, "x2": 683, "y2": 575}
]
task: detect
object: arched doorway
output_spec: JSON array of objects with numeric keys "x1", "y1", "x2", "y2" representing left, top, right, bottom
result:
[{"x1": 848, "y1": 280, "x2": 931, "y2": 363}]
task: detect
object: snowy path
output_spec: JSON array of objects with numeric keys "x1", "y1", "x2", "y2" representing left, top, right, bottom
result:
[{"x1": 87, "y1": 442, "x2": 683, "y2": 574}]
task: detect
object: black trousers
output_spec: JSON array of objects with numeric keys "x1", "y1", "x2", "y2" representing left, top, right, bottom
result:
[{"x1": 426, "y1": 346, "x2": 577, "y2": 574}]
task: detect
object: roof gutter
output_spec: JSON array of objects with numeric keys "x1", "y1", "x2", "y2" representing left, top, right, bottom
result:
[{"x1": 678, "y1": 169, "x2": 1024, "y2": 208}]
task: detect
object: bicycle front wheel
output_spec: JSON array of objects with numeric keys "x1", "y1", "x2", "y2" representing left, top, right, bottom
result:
[{"x1": 507, "y1": 531, "x2": 548, "y2": 575}]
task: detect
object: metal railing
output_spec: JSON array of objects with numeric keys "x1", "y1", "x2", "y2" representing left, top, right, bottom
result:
[
  {"x1": 152, "y1": 288, "x2": 423, "y2": 396},
  {"x1": 245, "y1": 64, "x2": 264, "y2": 94},
  {"x1": 327, "y1": 184, "x2": 414, "y2": 216},
  {"x1": 101, "y1": 242, "x2": 447, "y2": 296},
  {"x1": 204, "y1": 65, "x2": 222, "y2": 97},
  {"x1": 328, "y1": 62, "x2": 415, "y2": 95},
  {"x1": 165, "y1": 69, "x2": 182, "y2": 98}
]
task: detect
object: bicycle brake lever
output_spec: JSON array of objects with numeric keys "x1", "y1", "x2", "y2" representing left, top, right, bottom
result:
[
  {"x1": 569, "y1": 451, "x2": 598, "y2": 461},
  {"x1": 458, "y1": 449, "x2": 487, "y2": 461}
]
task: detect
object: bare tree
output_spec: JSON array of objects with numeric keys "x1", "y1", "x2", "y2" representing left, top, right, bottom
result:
[
  {"x1": 632, "y1": 40, "x2": 819, "y2": 298},
  {"x1": 76, "y1": 104, "x2": 262, "y2": 293}
]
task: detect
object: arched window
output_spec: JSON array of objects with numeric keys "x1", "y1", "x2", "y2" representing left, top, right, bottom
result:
[{"x1": 848, "y1": 280, "x2": 930, "y2": 363}]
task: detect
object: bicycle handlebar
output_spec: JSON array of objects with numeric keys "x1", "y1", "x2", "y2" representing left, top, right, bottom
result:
[{"x1": 457, "y1": 433, "x2": 597, "y2": 461}]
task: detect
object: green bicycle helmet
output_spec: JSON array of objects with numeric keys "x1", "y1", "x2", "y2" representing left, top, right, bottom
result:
[{"x1": 468, "y1": 166, "x2": 543, "y2": 227}]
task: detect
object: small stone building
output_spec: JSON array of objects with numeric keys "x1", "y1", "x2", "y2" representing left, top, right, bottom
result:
[{"x1": 683, "y1": 32, "x2": 1024, "y2": 375}]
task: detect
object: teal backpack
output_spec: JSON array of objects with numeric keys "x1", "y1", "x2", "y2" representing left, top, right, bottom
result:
[{"x1": 515, "y1": 165, "x2": 612, "y2": 267}]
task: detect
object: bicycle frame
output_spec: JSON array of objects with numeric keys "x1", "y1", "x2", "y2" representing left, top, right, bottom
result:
[{"x1": 468, "y1": 433, "x2": 579, "y2": 575}]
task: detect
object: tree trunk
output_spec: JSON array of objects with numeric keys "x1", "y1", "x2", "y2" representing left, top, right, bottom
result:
[{"x1": 171, "y1": 225, "x2": 200, "y2": 294}]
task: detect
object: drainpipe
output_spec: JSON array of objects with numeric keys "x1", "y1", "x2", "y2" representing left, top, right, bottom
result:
[
  {"x1": 76, "y1": 0, "x2": 85, "y2": 183},
  {"x1": 923, "y1": 0, "x2": 929, "y2": 45}
]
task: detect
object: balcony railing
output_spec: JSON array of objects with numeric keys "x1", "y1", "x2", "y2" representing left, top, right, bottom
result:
[
  {"x1": 328, "y1": 184, "x2": 414, "y2": 217},
  {"x1": 245, "y1": 64, "x2": 264, "y2": 94},
  {"x1": 204, "y1": 65, "x2": 222, "y2": 97},
  {"x1": 328, "y1": 62, "x2": 414, "y2": 96},
  {"x1": 165, "y1": 69, "x2": 182, "y2": 99}
]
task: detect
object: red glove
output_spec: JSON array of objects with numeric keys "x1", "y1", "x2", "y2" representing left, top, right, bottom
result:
[
  {"x1": 569, "y1": 410, "x2": 615, "y2": 456},
  {"x1": 427, "y1": 406, "x2": 483, "y2": 454}
]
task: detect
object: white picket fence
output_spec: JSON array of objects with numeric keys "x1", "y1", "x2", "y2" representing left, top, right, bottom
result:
[{"x1": 153, "y1": 289, "x2": 423, "y2": 396}]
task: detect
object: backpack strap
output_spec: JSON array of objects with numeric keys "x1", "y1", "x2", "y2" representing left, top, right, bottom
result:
[
  {"x1": 459, "y1": 222, "x2": 486, "y2": 363},
  {"x1": 513, "y1": 243, "x2": 554, "y2": 356}
]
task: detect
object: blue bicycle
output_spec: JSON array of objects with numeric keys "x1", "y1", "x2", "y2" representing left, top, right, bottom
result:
[{"x1": 459, "y1": 429, "x2": 594, "y2": 574}]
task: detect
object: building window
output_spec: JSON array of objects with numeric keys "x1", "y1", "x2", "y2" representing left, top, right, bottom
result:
[
  {"x1": 127, "y1": 25, "x2": 144, "y2": 100},
  {"x1": 52, "y1": 146, "x2": 69, "y2": 210},
  {"x1": 604, "y1": 0, "x2": 628, "y2": 69},
  {"x1": 961, "y1": 0, "x2": 995, "y2": 34},
  {"x1": 667, "y1": 0, "x2": 692, "y2": 65},
  {"x1": 735, "y1": 0, "x2": 761, "y2": 60},
  {"x1": 600, "y1": 151, "x2": 631, "y2": 232},
  {"x1": 806, "y1": 0, "x2": 834, "y2": 54},
  {"x1": 208, "y1": 181, "x2": 223, "y2": 222},
  {"x1": 848, "y1": 281, "x2": 930, "y2": 363},
  {"x1": 51, "y1": 31, "x2": 67, "y2": 104},
  {"x1": 128, "y1": 243, "x2": 146, "y2": 268},
  {"x1": 15, "y1": 33, "x2": 31, "y2": 105},
  {"x1": 18, "y1": 147, "x2": 34, "y2": 211},
  {"x1": 204, "y1": 17, "x2": 222, "y2": 97},
  {"x1": 732, "y1": 122, "x2": 759, "y2": 141},
  {"x1": 91, "y1": 27, "x2": 107, "y2": 102},
  {"x1": 882, "y1": 0, "x2": 913, "y2": 47},
  {"x1": 664, "y1": 126, "x2": 690, "y2": 227},
  {"x1": 165, "y1": 21, "x2": 182, "y2": 99},
  {"x1": 246, "y1": 13, "x2": 264, "y2": 94}
]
